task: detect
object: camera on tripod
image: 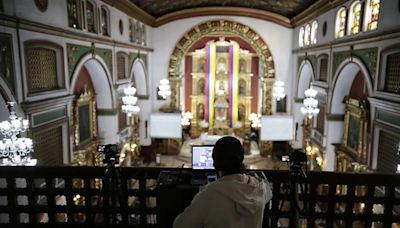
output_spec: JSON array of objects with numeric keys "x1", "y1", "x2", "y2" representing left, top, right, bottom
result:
[
  {"x1": 97, "y1": 144, "x2": 120, "y2": 165},
  {"x1": 282, "y1": 149, "x2": 307, "y2": 178}
]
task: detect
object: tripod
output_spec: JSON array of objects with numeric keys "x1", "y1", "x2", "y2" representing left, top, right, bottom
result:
[
  {"x1": 288, "y1": 163, "x2": 308, "y2": 228},
  {"x1": 94, "y1": 160, "x2": 123, "y2": 225}
]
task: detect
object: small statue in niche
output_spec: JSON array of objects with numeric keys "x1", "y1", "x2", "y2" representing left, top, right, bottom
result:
[
  {"x1": 199, "y1": 58, "x2": 206, "y2": 73},
  {"x1": 238, "y1": 105, "x2": 245, "y2": 121},
  {"x1": 239, "y1": 59, "x2": 246, "y2": 73},
  {"x1": 239, "y1": 80, "x2": 246, "y2": 95},
  {"x1": 198, "y1": 79, "x2": 205, "y2": 95},
  {"x1": 197, "y1": 103, "x2": 205, "y2": 120},
  {"x1": 217, "y1": 58, "x2": 226, "y2": 73}
]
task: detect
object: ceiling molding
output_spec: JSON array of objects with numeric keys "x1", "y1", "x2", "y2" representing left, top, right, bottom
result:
[
  {"x1": 102, "y1": 0, "x2": 156, "y2": 26},
  {"x1": 154, "y1": 7, "x2": 291, "y2": 28}
]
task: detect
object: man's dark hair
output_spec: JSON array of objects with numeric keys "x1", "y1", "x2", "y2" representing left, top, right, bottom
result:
[{"x1": 212, "y1": 136, "x2": 245, "y2": 174}]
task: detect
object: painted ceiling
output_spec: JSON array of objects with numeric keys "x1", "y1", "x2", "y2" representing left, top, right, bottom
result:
[{"x1": 129, "y1": 0, "x2": 318, "y2": 19}]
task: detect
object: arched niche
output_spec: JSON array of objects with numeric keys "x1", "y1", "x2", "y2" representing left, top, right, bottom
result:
[
  {"x1": 70, "y1": 55, "x2": 114, "y2": 109},
  {"x1": 330, "y1": 57, "x2": 373, "y2": 115},
  {"x1": 297, "y1": 60, "x2": 315, "y2": 98},
  {"x1": 130, "y1": 59, "x2": 148, "y2": 98}
]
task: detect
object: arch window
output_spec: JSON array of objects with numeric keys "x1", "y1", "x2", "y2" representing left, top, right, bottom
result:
[
  {"x1": 100, "y1": 6, "x2": 109, "y2": 36},
  {"x1": 299, "y1": 27, "x2": 305, "y2": 47},
  {"x1": 117, "y1": 52, "x2": 129, "y2": 80},
  {"x1": 311, "y1": 20, "x2": 318, "y2": 45},
  {"x1": 304, "y1": 24, "x2": 311, "y2": 46},
  {"x1": 364, "y1": 0, "x2": 380, "y2": 31},
  {"x1": 349, "y1": 1, "x2": 362, "y2": 35},
  {"x1": 86, "y1": 0, "x2": 97, "y2": 33},
  {"x1": 67, "y1": 0, "x2": 82, "y2": 29},
  {"x1": 129, "y1": 19, "x2": 135, "y2": 42},
  {"x1": 335, "y1": 7, "x2": 347, "y2": 38}
]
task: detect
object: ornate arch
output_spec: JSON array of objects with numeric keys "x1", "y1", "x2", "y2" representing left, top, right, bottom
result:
[
  {"x1": 168, "y1": 19, "x2": 275, "y2": 113},
  {"x1": 168, "y1": 19, "x2": 275, "y2": 77}
]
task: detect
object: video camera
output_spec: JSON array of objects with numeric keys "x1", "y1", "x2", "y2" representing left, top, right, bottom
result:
[
  {"x1": 282, "y1": 149, "x2": 307, "y2": 178},
  {"x1": 97, "y1": 144, "x2": 120, "y2": 165}
]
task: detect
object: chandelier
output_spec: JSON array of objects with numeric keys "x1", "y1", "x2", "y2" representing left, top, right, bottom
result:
[
  {"x1": 300, "y1": 87, "x2": 320, "y2": 119},
  {"x1": 272, "y1": 80, "x2": 286, "y2": 101},
  {"x1": 121, "y1": 86, "x2": 140, "y2": 117},
  {"x1": 158, "y1": 79, "x2": 171, "y2": 99},
  {"x1": 0, "y1": 102, "x2": 36, "y2": 166}
]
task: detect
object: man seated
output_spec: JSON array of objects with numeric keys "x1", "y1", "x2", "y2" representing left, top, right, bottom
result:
[{"x1": 173, "y1": 136, "x2": 272, "y2": 228}]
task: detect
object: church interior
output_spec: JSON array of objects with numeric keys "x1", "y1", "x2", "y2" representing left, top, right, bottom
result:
[{"x1": 0, "y1": 0, "x2": 400, "y2": 227}]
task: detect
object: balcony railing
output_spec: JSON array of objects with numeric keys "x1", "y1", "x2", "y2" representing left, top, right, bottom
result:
[{"x1": 0, "y1": 166, "x2": 399, "y2": 227}]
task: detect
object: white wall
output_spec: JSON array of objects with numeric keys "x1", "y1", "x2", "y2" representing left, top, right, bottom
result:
[{"x1": 151, "y1": 16, "x2": 293, "y2": 112}]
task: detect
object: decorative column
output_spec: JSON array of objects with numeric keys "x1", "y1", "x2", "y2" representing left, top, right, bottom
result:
[
  {"x1": 259, "y1": 77, "x2": 274, "y2": 156},
  {"x1": 169, "y1": 74, "x2": 182, "y2": 111}
]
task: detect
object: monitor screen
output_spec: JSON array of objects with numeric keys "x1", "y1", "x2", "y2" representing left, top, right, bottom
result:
[{"x1": 191, "y1": 145, "x2": 214, "y2": 170}]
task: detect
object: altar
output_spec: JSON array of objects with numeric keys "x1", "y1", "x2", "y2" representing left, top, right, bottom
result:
[{"x1": 188, "y1": 37, "x2": 255, "y2": 139}]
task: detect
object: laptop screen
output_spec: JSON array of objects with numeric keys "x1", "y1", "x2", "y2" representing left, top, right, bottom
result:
[{"x1": 191, "y1": 145, "x2": 214, "y2": 170}]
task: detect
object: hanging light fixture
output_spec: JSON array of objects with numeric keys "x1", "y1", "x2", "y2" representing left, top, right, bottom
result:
[
  {"x1": 0, "y1": 102, "x2": 36, "y2": 166},
  {"x1": 157, "y1": 79, "x2": 171, "y2": 99},
  {"x1": 300, "y1": 87, "x2": 320, "y2": 119},
  {"x1": 181, "y1": 112, "x2": 193, "y2": 126},
  {"x1": 122, "y1": 85, "x2": 140, "y2": 117},
  {"x1": 272, "y1": 80, "x2": 286, "y2": 101}
]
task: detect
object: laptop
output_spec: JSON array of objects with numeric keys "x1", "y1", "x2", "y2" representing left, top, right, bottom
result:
[{"x1": 191, "y1": 145, "x2": 216, "y2": 185}]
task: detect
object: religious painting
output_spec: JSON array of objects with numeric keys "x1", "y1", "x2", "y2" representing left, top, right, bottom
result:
[
  {"x1": 79, "y1": 104, "x2": 91, "y2": 143},
  {"x1": 238, "y1": 104, "x2": 245, "y2": 121},
  {"x1": 74, "y1": 91, "x2": 94, "y2": 147},
  {"x1": 347, "y1": 115, "x2": 360, "y2": 152}
]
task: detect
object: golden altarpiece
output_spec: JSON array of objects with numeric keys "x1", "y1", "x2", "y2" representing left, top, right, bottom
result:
[
  {"x1": 335, "y1": 97, "x2": 370, "y2": 173},
  {"x1": 72, "y1": 91, "x2": 102, "y2": 166},
  {"x1": 190, "y1": 38, "x2": 253, "y2": 139}
]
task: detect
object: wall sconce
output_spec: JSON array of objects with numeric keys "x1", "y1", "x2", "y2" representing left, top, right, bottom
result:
[{"x1": 0, "y1": 102, "x2": 36, "y2": 166}]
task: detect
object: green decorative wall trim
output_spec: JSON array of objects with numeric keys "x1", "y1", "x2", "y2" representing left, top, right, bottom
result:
[
  {"x1": 67, "y1": 43, "x2": 112, "y2": 81},
  {"x1": 97, "y1": 108, "x2": 118, "y2": 115},
  {"x1": 326, "y1": 113, "x2": 345, "y2": 121},
  {"x1": 32, "y1": 108, "x2": 66, "y2": 126},
  {"x1": 376, "y1": 109, "x2": 400, "y2": 127},
  {"x1": 332, "y1": 47, "x2": 378, "y2": 78},
  {"x1": 130, "y1": 52, "x2": 148, "y2": 71},
  {"x1": 297, "y1": 55, "x2": 317, "y2": 76},
  {"x1": 0, "y1": 33, "x2": 16, "y2": 95}
]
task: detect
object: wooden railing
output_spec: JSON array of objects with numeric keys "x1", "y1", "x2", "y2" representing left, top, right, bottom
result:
[{"x1": 0, "y1": 166, "x2": 399, "y2": 227}]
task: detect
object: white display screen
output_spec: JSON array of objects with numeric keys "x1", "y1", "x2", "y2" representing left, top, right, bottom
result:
[
  {"x1": 260, "y1": 115, "x2": 294, "y2": 141},
  {"x1": 192, "y1": 145, "x2": 214, "y2": 170},
  {"x1": 149, "y1": 113, "x2": 182, "y2": 139}
]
